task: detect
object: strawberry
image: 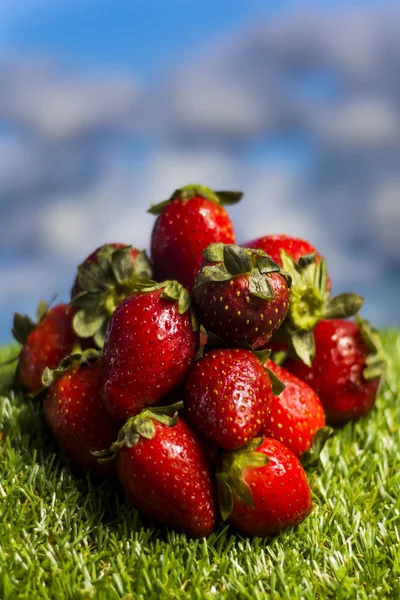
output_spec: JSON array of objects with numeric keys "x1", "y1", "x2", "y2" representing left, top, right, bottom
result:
[
  {"x1": 101, "y1": 281, "x2": 199, "y2": 420},
  {"x1": 244, "y1": 235, "x2": 364, "y2": 365},
  {"x1": 94, "y1": 404, "x2": 216, "y2": 537},
  {"x1": 192, "y1": 244, "x2": 290, "y2": 349},
  {"x1": 43, "y1": 358, "x2": 120, "y2": 477},
  {"x1": 243, "y1": 234, "x2": 325, "y2": 275},
  {"x1": 284, "y1": 318, "x2": 385, "y2": 425},
  {"x1": 184, "y1": 348, "x2": 277, "y2": 450},
  {"x1": 13, "y1": 302, "x2": 76, "y2": 393},
  {"x1": 216, "y1": 437, "x2": 313, "y2": 536},
  {"x1": 261, "y1": 359, "x2": 326, "y2": 457},
  {"x1": 149, "y1": 184, "x2": 242, "y2": 291},
  {"x1": 70, "y1": 243, "x2": 152, "y2": 348}
]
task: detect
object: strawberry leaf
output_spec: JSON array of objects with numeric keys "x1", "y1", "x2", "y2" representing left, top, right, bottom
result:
[
  {"x1": 314, "y1": 256, "x2": 328, "y2": 293},
  {"x1": 134, "y1": 418, "x2": 156, "y2": 439},
  {"x1": 271, "y1": 350, "x2": 287, "y2": 366},
  {"x1": 111, "y1": 247, "x2": 134, "y2": 284},
  {"x1": 42, "y1": 348, "x2": 101, "y2": 387},
  {"x1": 195, "y1": 265, "x2": 232, "y2": 285},
  {"x1": 257, "y1": 255, "x2": 281, "y2": 274},
  {"x1": 216, "y1": 477, "x2": 234, "y2": 521},
  {"x1": 298, "y1": 253, "x2": 318, "y2": 268},
  {"x1": 178, "y1": 288, "x2": 191, "y2": 315},
  {"x1": 162, "y1": 280, "x2": 182, "y2": 301},
  {"x1": 252, "y1": 349, "x2": 271, "y2": 364},
  {"x1": 93, "y1": 402, "x2": 183, "y2": 462},
  {"x1": 73, "y1": 310, "x2": 107, "y2": 338},
  {"x1": 265, "y1": 367, "x2": 286, "y2": 396},
  {"x1": 323, "y1": 293, "x2": 364, "y2": 320},
  {"x1": 96, "y1": 245, "x2": 116, "y2": 277},
  {"x1": 70, "y1": 291, "x2": 103, "y2": 310},
  {"x1": 147, "y1": 199, "x2": 171, "y2": 215},
  {"x1": 77, "y1": 262, "x2": 105, "y2": 293},
  {"x1": 248, "y1": 270, "x2": 274, "y2": 301},
  {"x1": 290, "y1": 330, "x2": 315, "y2": 367},
  {"x1": 216, "y1": 438, "x2": 269, "y2": 520},
  {"x1": 12, "y1": 313, "x2": 36, "y2": 345},
  {"x1": 215, "y1": 191, "x2": 243, "y2": 205},
  {"x1": 131, "y1": 250, "x2": 153, "y2": 280},
  {"x1": 223, "y1": 245, "x2": 252, "y2": 276},
  {"x1": 357, "y1": 318, "x2": 386, "y2": 381},
  {"x1": 35, "y1": 300, "x2": 49, "y2": 323},
  {"x1": 93, "y1": 320, "x2": 109, "y2": 350},
  {"x1": 301, "y1": 426, "x2": 335, "y2": 469},
  {"x1": 231, "y1": 477, "x2": 254, "y2": 509},
  {"x1": 161, "y1": 281, "x2": 192, "y2": 314},
  {"x1": 203, "y1": 243, "x2": 225, "y2": 263}
]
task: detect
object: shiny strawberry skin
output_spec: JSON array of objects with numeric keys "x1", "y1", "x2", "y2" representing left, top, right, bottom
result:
[
  {"x1": 44, "y1": 361, "x2": 119, "y2": 477},
  {"x1": 151, "y1": 196, "x2": 235, "y2": 290},
  {"x1": 19, "y1": 304, "x2": 76, "y2": 393},
  {"x1": 71, "y1": 243, "x2": 140, "y2": 298},
  {"x1": 227, "y1": 438, "x2": 313, "y2": 536},
  {"x1": 117, "y1": 418, "x2": 216, "y2": 537},
  {"x1": 285, "y1": 319, "x2": 380, "y2": 425},
  {"x1": 193, "y1": 269, "x2": 289, "y2": 349},
  {"x1": 184, "y1": 348, "x2": 273, "y2": 450},
  {"x1": 101, "y1": 289, "x2": 199, "y2": 420},
  {"x1": 244, "y1": 234, "x2": 321, "y2": 268},
  {"x1": 261, "y1": 360, "x2": 325, "y2": 456}
]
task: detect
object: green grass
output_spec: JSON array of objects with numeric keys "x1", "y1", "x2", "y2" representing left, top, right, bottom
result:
[{"x1": 1, "y1": 332, "x2": 399, "y2": 600}]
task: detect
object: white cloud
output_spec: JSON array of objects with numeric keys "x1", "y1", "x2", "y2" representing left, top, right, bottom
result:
[
  {"x1": 369, "y1": 180, "x2": 400, "y2": 261},
  {"x1": 0, "y1": 59, "x2": 140, "y2": 140},
  {"x1": 37, "y1": 165, "x2": 153, "y2": 262},
  {"x1": 311, "y1": 97, "x2": 400, "y2": 147}
]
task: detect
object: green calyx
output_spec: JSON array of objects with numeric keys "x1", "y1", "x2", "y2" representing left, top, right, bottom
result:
[
  {"x1": 92, "y1": 401, "x2": 183, "y2": 462},
  {"x1": 41, "y1": 346, "x2": 101, "y2": 388},
  {"x1": 12, "y1": 299, "x2": 51, "y2": 345},
  {"x1": 71, "y1": 245, "x2": 153, "y2": 348},
  {"x1": 301, "y1": 427, "x2": 335, "y2": 469},
  {"x1": 216, "y1": 437, "x2": 269, "y2": 521},
  {"x1": 195, "y1": 243, "x2": 290, "y2": 302},
  {"x1": 280, "y1": 251, "x2": 364, "y2": 366},
  {"x1": 357, "y1": 317, "x2": 386, "y2": 381},
  {"x1": 147, "y1": 184, "x2": 243, "y2": 215},
  {"x1": 132, "y1": 279, "x2": 197, "y2": 331},
  {"x1": 136, "y1": 279, "x2": 192, "y2": 314},
  {"x1": 251, "y1": 349, "x2": 286, "y2": 396}
]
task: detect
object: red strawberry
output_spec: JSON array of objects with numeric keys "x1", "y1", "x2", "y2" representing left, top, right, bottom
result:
[
  {"x1": 43, "y1": 359, "x2": 120, "y2": 477},
  {"x1": 193, "y1": 244, "x2": 290, "y2": 349},
  {"x1": 13, "y1": 302, "x2": 76, "y2": 393},
  {"x1": 70, "y1": 243, "x2": 153, "y2": 348},
  {"x1": 216, "y1": 437, "x2": 313, "y2": 536},
  {"x1": 244, "y1": 234, "x2": 364, "y2": 365},
  {"x1": 149, "y1": 184, "x2": 242, "y2": 291},
  {"x1": 284, "y1": 318, "x2": 384, "y2": 425},
  {"x1": 96, "y1": 405, "x2": 216, "y2": 537},
  {"x1": 101, "y1": 281, "x2": 199, "y2": 420},
  {"x1": 184, "y1": 348, "x2": 274, "y2": 450},
  {"x1": 243, "y1": 234, "x2": 325, "y2": 274},
  {"x1": 261, "y1": 359, "x2": 326, "y2": 456}
]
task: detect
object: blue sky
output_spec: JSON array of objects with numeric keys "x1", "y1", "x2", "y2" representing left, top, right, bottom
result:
[{"x1": 1, "y1": 0, "x2": 400, "y2": 342}]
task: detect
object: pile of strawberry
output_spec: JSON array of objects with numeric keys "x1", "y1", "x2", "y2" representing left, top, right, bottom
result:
[{"x1": 10, "y1": 184, "x2": 385, "y2": 538}]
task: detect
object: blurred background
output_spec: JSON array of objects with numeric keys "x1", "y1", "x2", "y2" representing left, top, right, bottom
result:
[{"x1": 1, "y1": 0, "x2": 399, "y2": 343}]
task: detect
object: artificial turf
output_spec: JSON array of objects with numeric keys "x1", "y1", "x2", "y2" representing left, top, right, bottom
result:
[{"x1": 0, "y1": 332, "x2": 399, "y2": 600}]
